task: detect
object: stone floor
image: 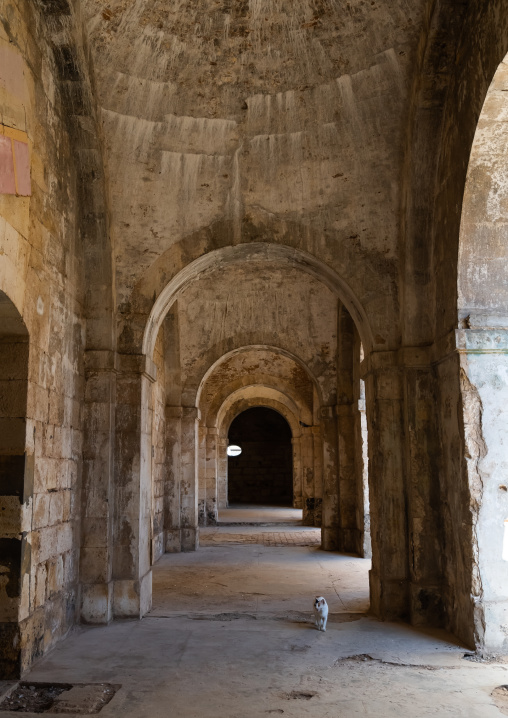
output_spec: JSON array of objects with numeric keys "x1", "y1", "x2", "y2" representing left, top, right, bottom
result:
[
  {"x1": 218, "y1": 504, "x2": 304, "y2": 524},
  {"x1": 2, "y1": 515, "x2": 508, "y2": 717}
]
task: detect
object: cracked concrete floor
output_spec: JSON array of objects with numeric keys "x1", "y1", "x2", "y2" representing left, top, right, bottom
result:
[{"x1": 4, "y1": 525, "x2": 508, "y2": 717}]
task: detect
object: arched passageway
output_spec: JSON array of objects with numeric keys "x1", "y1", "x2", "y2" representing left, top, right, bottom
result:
[
  {"x1": 0, "y1": 290, "x2": 29, "y2": 678},
  {"x1": 227, "y1": 407, "x2": 293, "y2": 507}
]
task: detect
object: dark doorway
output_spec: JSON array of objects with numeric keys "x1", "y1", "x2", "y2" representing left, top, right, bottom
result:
[
  {"x1": 227, "y1": 407, "x2": 293, "y2": 506},
  {"x1": 0, "y1": 290, "x2": 29, "y2": 678}
]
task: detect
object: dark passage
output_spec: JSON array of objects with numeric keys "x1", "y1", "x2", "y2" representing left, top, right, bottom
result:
[{"x1": 228, "y1": 407, "x2": 293, "y2": 506}]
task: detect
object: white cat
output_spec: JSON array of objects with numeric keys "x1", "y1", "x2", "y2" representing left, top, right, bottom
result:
[{"x1": 313, "y1": 596, "x2": 328, "y2": 631}]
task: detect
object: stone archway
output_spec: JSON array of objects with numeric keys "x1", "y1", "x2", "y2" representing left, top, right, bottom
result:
[
  {"x1": 216, "y1": 390, "x2": 313, "y2": 522},
  {"x1": 141, "y1": 243, "x2": 374, "y2": 361},
  {"x1": 126, "y1": 245, "x2": 379, "y2": 616},
  {"x1": 455, "y1": 53, "x2": 508, "y2": 652},
  {"x1": 196, "y1": 346, "x2": 321, "y2": 529}
]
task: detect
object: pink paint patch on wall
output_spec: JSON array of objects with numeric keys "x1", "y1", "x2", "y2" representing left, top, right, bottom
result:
[
  {"x1": 13, "y1": 140, "x2": 31, "y2": 196},
  {"x1": 0, "y1": 135, "x2": 16, "y2": 195}
]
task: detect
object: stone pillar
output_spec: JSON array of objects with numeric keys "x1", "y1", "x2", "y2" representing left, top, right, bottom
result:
[
  {"x1": 301, "y1": 427, "x2": 315, "y2": 525},
  {"x1": 337, "y1": 306, "x2": 365, "y2": 555},
  {"x1": 336, "y1": 403, "x2": 358, "y2": 552},
  {"x1": 112, "y1": 354, "x2": 156, "y2": 619},
  {"x1": 401, "y1": 346, "x2": 444, "y2": 626},
  {"x1": 205, "y1": 428, "x2": 218, "y2": 524},
  {"x1": 455, "y1": 329, "x2": 508, "y2": 652},
  {"x1": 291, "y1": 435, "x2": 303, "y2": 509},
  {"x1": 312, "y1": 426, "x2": 323, "y2": 526},
  {"x1": 363, "y1": 352, "x2": 408, "y2": 620},
  {"x1": 198, "y1": 426, "x2": 217, "y2": 525},
  {"x1": 197, "y1": 424, "x2": 207, "y2": 526},
  {"x1": 217, "y1": 436, "x2": 228, "y2": 508},
  {"x1": 320, "y1": 405, "x2": 340, "y2": 550},
  {"x1": 80, "y1": 350, "x2": 116, "y2": 624},
  {"x1": 180, "y1": 407, "x2": 199, "y2": 550},
  {"x1": 164, "y1": 406, "x2": 182, "y2": 552},
  {"x1": 355, "y1": 379, "x2": 371, "y2": 558}
]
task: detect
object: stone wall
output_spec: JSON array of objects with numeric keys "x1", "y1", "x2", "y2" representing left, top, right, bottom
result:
[
  {"x1": 0, "y1": 1, "x2": 88, "y2": 676},
  {"x1": 407, "y1": 0, "x2": 508, "y2": 649}
]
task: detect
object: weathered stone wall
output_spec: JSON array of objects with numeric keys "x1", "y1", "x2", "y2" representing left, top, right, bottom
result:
[
  {"x1": 454, "y1": 53, "x2": 508, "y2": 650},
  {"x1": 411, "y1": 0, "x2": 508, "y2": 649},
  {"x1": 0, "y1": 1, "x2": 89, "y2": 676}
]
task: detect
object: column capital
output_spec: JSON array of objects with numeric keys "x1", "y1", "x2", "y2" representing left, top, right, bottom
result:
[
  {"x1": 300, "y1": 424, "x2": 317, "y2": 436},
  {"x1": 85, "y1": 351, "x2": 158, "y2": 382},
  {"x1": 165, "y1": 405, "x2": 183, "y2": 419},
  {"x1": 84, "y1": 349, "x2": 116, "y2": 373},
  {"x1": 361, "y1": 345, "x2": 432, "y2": 377},
  {"x1": 116, "y1": 353, "x2": 157, "y2": 382},
  {"x1": 182, "y1": 406, "x2": 200, "y2": 421}
]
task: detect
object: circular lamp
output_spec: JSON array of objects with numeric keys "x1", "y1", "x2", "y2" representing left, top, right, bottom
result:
[{"x1": 227, "y1": 444, "x2": 242, "y2": 457}]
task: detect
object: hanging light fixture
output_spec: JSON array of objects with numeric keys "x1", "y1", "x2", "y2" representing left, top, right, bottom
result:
[{"x1": 227, "y1": 444, "x2": 242, "y2": 457}]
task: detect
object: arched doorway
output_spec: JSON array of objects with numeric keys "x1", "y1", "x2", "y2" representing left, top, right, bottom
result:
[
  {"x1": 227, "y1": 407, "x2": 293, "y2": 507},
  {"x1": 140, "y1": 245, "x2": 371, "y2": 608},
  {"x1": 0, "y1": 290, "x2": 29, "y2": 678}
]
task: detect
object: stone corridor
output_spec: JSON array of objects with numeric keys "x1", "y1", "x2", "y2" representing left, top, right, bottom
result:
[{"x1": 5, "y1": 0, "x2": 508, "y2": 704}]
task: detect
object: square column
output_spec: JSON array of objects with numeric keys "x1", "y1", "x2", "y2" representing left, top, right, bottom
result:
[
  {"x1": 454, "y1": 329, "x2": 508, "y2": 651},
  {"x1": 164, "y1": 406, "x2": 199, "y2": 551},
  {"x1": 401, "y1": 346, "x2": 445, "y2": 626},
  {"x1": 291, "y1": 436, "x2": 303, "y2": 509},
  {"x1": 164, "y1": 406, "x2": 182, "y2": 552},
  {"x1": 205, "y1": 428, "x2": 218, "y2": 524},
  {"x1": 197, "y1": 426, "x2": 218, "y2": 526},
  {"x1": 217, "y1": 436, "x2": 228, "y2": 508},
  {"x1": 180, "y1": 407, "x2": 199, "y2": 550},
  {"x1": 320, "y1": 405, "x2": 340, "y2": 550},
  {"x1": 337, "y1": 402, "x2": 361, "y2": 553},
  {"x1": 197, "y1": 425, "x2": 207, "y2": 526},
  {"x1": 111, "y1": 354, "x2": 156, "y2": 619},
  {"x1": 363, "y1": 353, "x2": 408, "y2": 620},
  {"x1": 80, "y1": 350, "x2": 116, "y2": 624},
  {"x1": 301, "y1": 426, "x2": 319, "y2": 525},
  {"x1": 312, "y1": 427, "x2": 323, "y2": 526}
]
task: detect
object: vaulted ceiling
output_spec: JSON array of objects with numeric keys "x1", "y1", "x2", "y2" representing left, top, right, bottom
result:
[{"x1": 80, "y1": 0, "x2": 430, "y2": 318}]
